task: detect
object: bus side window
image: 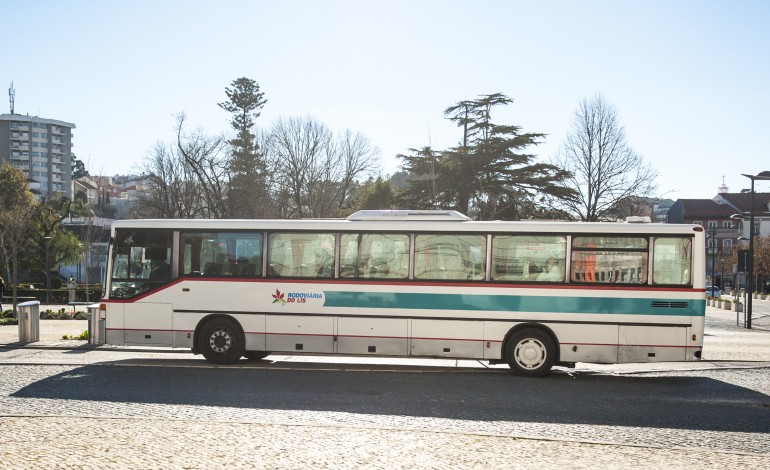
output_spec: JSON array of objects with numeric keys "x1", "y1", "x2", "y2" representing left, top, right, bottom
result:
[
  {"x1": 181, "y1": 232, "x2": 263, "y2": 278},
  {"x1": 491, "y1": 235, "x2": 566, "y2": 282},
  {"x1": 414, "y1": 234, "x2": 485, "y2": 281},
  {"x1": 340, "y1": 233, "x2": 409, "y2": 280},
  {"x1": 268, "y1": 233, "x2": 335, "y2": 278},
  {"x1": 571, "y1": 237, "x2": 648, "y2": 285}
]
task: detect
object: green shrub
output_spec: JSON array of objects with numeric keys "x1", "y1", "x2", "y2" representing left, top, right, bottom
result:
[
  {"x1": 61, "y1": 330, "x2": 88, "y2": 341},
  {"x1": 0, "y1": 317, "x2": 17, "y2": 326},
  {"x1": 40, "y1": 308, "x2": 74, "y2": 320}
]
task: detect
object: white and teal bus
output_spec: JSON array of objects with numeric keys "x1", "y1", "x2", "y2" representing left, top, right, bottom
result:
[{"x1": 101, "y1": 210, "x2": 705, "y2": 376}]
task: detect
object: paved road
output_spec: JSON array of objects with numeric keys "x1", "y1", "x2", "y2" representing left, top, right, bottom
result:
[{"x1": 0, "y1": 302, "x2": 769, "y2": 468}]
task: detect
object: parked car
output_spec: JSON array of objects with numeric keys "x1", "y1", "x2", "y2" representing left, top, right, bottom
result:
[{"x1": 706, "y1": 286, "x2": 721, "y2": 297}]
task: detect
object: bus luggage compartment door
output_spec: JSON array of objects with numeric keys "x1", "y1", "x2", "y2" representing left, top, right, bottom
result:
[
  {"x1": 410, "y1": 319, "x2": 484, "y2": 359},
  {"x1": 337, "y1": 317, "x2": 408, "y2": 356},
  {"x1": 266, "y1": 315, "x2": 335, "y2": 354},
  {"x1": 618, "y1": 325, "x2": 687, "y2": 363}
]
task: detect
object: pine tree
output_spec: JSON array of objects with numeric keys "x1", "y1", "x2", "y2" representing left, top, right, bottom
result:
[
  {"x1": 399, "y1": 94, "x2": 576, "y2": 220},
  {"x1": 218, "y1": 77, "x2": 269, "y2": 218}
]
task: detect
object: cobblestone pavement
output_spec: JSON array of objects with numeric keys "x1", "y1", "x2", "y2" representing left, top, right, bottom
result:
[{"x1": 0, "y1": 303, "x2": 768, "y2": 468}]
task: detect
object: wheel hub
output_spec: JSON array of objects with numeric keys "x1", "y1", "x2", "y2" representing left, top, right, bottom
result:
[
  {"x1": 515, "y1": 338, "x2": 546, "y2": 369},
  {"x1": 209, "y1": 329, "x2": 232, "y2": 353}
]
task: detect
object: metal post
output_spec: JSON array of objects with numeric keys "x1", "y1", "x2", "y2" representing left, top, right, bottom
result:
[
  {"x1": 739, "y1": 171, "x2": 770, "y2": 328},
  {"x1": 707, "y1": 226, "x2": 717, "y2": 287},
  {"x1": 746, "y1": 179, "x2": 755, "y2": 329},
  {"x1": 44, "y1": 236, "x2": 51, "y2": 305}
]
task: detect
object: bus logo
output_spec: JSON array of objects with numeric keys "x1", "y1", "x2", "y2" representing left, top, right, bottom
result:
[
  {"x1": 271, "y1": 289, "x2": 323, "y2": 305},
  {"x1": 272, "y1": 289, "x2": 286, "y2": 305}
]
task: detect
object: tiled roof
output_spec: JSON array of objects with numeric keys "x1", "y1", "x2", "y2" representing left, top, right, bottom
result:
[
  {"x1": 676, "y1": 199, "x2": 736, "y2": 217},
  {"x1": 718, "y1": 192, "x2": 770, "y2": 214}
]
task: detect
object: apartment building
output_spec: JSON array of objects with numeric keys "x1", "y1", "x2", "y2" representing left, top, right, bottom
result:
[{"x1": 0, "y1": 113, "x2": 75, "y2": 199}]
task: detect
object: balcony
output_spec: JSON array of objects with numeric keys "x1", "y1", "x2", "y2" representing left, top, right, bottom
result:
[{"x1": 706, "y1": 227, "x2": 740, "y2": 237}]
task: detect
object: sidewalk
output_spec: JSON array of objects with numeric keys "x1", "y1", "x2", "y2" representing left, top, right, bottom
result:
[{"x1": 0, "y1": 303, "x2": 91, "y2": 345}]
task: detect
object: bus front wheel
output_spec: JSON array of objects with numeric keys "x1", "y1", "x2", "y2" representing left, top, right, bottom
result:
[
  {"x1": 505, "y1": 328, "x2": 556, "y2": 377},
  {"x1": 199, "y1": 317, "x2": 245, "y2": 365}
]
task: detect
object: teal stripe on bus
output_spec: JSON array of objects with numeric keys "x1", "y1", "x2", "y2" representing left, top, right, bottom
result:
[{"x1": 323, "y1": 291, "x2": 706, "y2": 316}]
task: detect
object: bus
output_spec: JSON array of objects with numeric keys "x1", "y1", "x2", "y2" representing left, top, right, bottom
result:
[{"x1": 101, "y1": 210, "x2": 705, "y2": 377}]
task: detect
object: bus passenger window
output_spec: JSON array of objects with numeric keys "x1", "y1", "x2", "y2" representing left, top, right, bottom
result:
[
  {"x1": 414, "y1": 234, "x2": 486, "y2": 281},
  {"x1": 340, "y1": 233, "x2": 409, "y2": 280},
  {"x1": 268, "y1": 233, "x2": 335, "y2": 278},
  {"x1": 491, "y1": 235, "x2": 566, "y2": 282},
  {"x1": 571, "y1": 236, "x2": 648, "y2": 285},
  {"x1": 180, "y1": 232, "x2": 263, "y2": 278}
]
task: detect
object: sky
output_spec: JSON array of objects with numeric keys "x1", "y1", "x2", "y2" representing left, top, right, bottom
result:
[{"x1": 3, "y1": 0, "x2": 769, "y2": 199}]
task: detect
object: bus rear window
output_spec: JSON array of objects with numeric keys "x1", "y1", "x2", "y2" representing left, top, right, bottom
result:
[{"x1": 653, "y1": 237, "x2": 692, "y2": 285}]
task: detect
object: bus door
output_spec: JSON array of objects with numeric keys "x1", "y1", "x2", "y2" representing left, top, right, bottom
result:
[{"x1": 110, "y1": 229, "x2": 174, "y2": 346}]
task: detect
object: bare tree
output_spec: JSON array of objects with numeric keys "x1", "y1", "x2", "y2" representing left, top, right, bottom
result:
[
  {"x1": 335, "y1": 129, "x2": 380, "y2": 211},
  {"x1": 754, "y1": 236, "x2": 770, "y2": 293},
  {"x1": 266, "y1": 117, "x2": 378, "y2": 218},
  {"x1": 174, "y1": 114, "x2": 230, "y2": 218},
  {"x1": 134, "y1": 141, "x2": 207, "y2": 218},
  {"x1": 553, "y1": 95, "x2": 657, "y2": 221}
]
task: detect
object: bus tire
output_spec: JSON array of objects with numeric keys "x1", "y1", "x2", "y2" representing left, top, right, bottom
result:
[
  {"x1": 505, "y1": 328, "x2": 556, "y2": 377},
  {"x1": 199, "y1": 317, "x2": 245, "y2": 365},
  {"x1": 243, "y1": 351, "x2": 270, "y2": 360}
]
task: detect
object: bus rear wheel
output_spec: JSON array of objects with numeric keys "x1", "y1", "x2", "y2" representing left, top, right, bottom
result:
[
  {"x1": 505, "y1": 328, "x2": 556, "y2": 377},
  {"x1": 199, "y1": 317, "x2": 245, "y2": 365}
]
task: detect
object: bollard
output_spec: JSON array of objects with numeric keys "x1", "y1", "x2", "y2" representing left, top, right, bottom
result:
[
  {"x1": 18, "y1": 300, "x2": 40, "y2": 343},
  {"x1": 87, "y1": 303, "x2": 105, "y2": 344}
]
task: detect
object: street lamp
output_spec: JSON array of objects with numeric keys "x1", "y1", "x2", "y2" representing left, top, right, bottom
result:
[
  {"x1": 737, "y1": 237, "x2": 749, "y2": 326},
  {"x1": 741, "y1": 170, "x2": 770, "y2": 329},
  {"x1": 43, "y1": 236, "x2": 52, "y2": 305},
  {"x1": 706, "y1": 226, "x2": 717, "y2": 287}
]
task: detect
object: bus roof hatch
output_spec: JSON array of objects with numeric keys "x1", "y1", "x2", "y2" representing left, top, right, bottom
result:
[{"x1": 347, "y1": 210, "x2": 472, "y2": 221}]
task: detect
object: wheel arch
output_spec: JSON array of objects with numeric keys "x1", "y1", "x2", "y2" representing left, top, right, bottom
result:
[{"x1": 501, "y1": 322, "x2": 560, "y2": 364}]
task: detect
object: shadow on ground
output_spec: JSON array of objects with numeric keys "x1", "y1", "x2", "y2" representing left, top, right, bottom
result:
[{"x1": 12, "y1": 359, "x2": 770, "y2": 433}]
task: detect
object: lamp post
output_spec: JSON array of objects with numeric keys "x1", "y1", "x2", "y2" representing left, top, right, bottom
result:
[
  {"x1": 43, "y1": 236, "x2": 52, "y2": 305},
  {"x1": 741, "y1": 171, "x2": 770, "y2": 329},
  {"x1": 737, "y1": 237, "x2": 749, "y2": 326},
  {"x1": 706, "y1": 226, "x2": 717, "y2": 287}
]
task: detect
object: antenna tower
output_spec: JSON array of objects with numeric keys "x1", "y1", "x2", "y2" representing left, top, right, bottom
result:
[{"x1": 9, "y1": 81, "x2": 15, "y2": 114}]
